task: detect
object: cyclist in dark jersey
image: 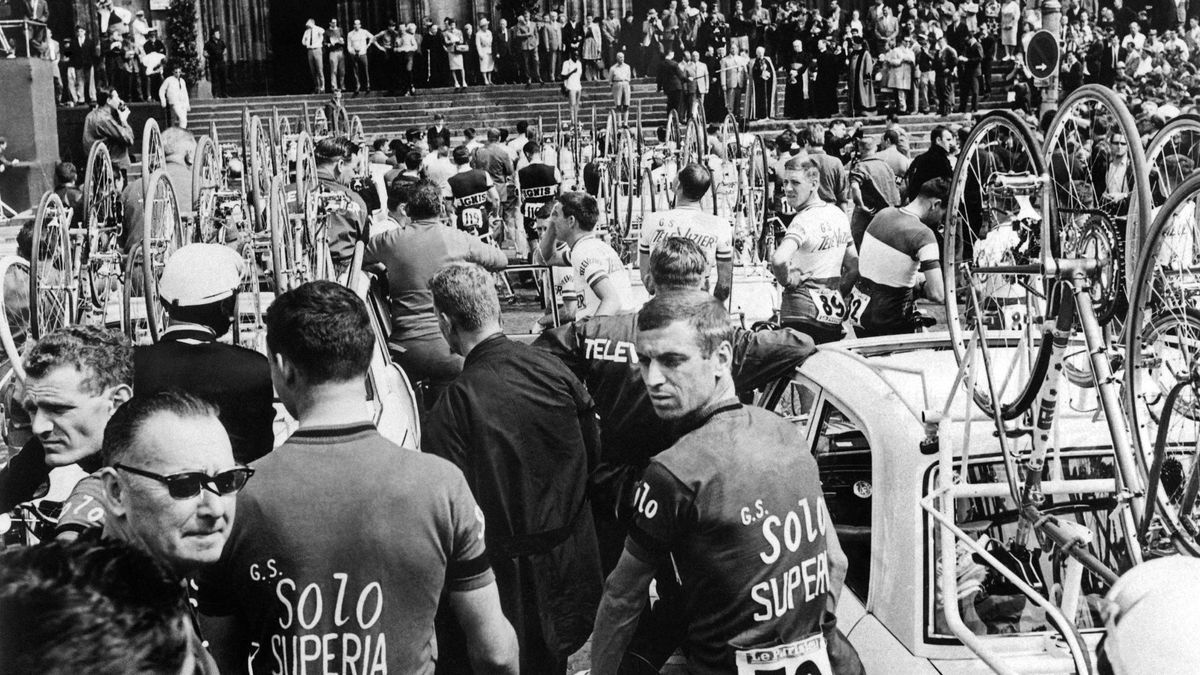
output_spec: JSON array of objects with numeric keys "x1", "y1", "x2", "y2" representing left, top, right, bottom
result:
[
  {"x1": 589, "y1": 291, "x2": 860, "y2": 675},
  {"x1": 445, "y1": 145, "x2": 500, "y2": 235},
  {"x1": 852, "y1": 176, "x2": 948, "y2": 337},
  {"x1": 517, "y1": 141, "x2": 562, "y2": 255}
]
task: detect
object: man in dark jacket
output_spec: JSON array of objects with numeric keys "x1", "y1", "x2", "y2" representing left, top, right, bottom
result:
[
  {"x1": 132, "y1": 244, "x2": 275, "y2": 465},
  {"x1": 657, "y1": 49, "x2": 688, "y2": 118},
  {"x1": 423, "y1": 261, "x2": 602, "y2": 675},
  {"x1": 905, "y1": 125, "x2": 955, "y2": 202}
]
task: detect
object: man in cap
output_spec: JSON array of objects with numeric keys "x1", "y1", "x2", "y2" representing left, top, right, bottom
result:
[
  {"x1": 130, "y1": 244, "x2": 275, "y2": 465},
  {"x1": 313, "y1": 136, "x2": 371, "y2": 269}
]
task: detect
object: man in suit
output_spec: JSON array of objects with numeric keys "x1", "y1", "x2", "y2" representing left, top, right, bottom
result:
[
  {"x1": 602, "y1": 9, "x2": 621, "y2": 67},
  {"x1": 514, "y1": 13, "x2": 540, "y2": 85},
  {"x1": 542, "y1": 10, "x2": 564, "y2": 81},
  {"x1": 690, "y1": 50, "x2": 710, "y2": 120},
  {"x1": 563, "y1": 12, "x2": 583, "y2": 56},
  {"x1": 1093, "y1": 25, "x2": 1126, "y2": 88},
  {"x1": 65, "y1": 26, "x2": 95, "y2": 106},
  {"x1": 658, "y1": 49, "x2": 688, "y2": 119},
  {"x1": 427, "y1": 113, "x2": 452, "y2": 149},
  {"x1": 135, "y1": 244, "x2": 275, "y2": 465},
  {"x1": 720, "y1": 42, "x2": 748, "y2": 120}
]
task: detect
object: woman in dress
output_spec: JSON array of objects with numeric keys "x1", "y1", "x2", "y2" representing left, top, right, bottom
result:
[
  {"x1": 476, "y1": 18, "x2": 495, "y2": 85},
  {"x1": 582, "y1": 16, "x2": 603, "y2": 80},
  {"x1": 444, "y1": 19, "x2": 466, "y2": 88},
  {"x1": 562, "y1": 49, "x2": 584, "y2": 122},
  {"x1": 642, "y1": 9, "x2": 664, "y2": 79}
]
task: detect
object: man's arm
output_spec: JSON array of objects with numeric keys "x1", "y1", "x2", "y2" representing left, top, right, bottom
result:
[
  {"x1": 465, "y1": 231, "x2": 509, "y2": 271},
  {"x1": 591, "y1": 548, "x2": 657, "y2": 675},
  {"x1": 537, "y1": 218, "x2": 558, "y2": 266},
  {"x1": 637, "y1": 249, "x2": 653, "y2": 290},
  {"x1": 839, "y1": 240, "x2": 860, "y2": 296},
  {"x1": 449, "y1": 584, "x2": 520, "y2": 674},
  {"x1": 920, "y1": 265, "x2": 945, "y2": 303},
  {"x1": 770, "y1": 235, "x2": 800, "y2": 287},
  {"x1": 591, "y1": 276, "x2": 625, "y2": 316},
  {"x1": 714, "y1": 249, "x2": 733, "y2": 302}
]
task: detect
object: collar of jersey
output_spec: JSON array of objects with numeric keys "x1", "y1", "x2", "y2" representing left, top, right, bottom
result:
[
  {"x1": 290, "y1": 422, "x2": 378, "y2": 440},
  {"x1": 570, "y1": 232, "x2": 599, "y2": 253}
]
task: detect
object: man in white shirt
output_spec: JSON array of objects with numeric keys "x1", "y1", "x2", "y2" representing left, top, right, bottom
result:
[
  {"x1": 638, "y1": 163, "x2": 733, "y2": 300},
  {"x1": 539, "y1": 192, "x2": 633, "y2": 320},
  {"x1": 302, "y1": 18, "x2": 326, "y2": 94},
  {"x1": 158, "y1": 63, "x2": 190, "y2": 128},
  {"x1": 691, "y1": 50, "x2": 710, "y2": 115},
  {"x1": 506, "y1": 120, "x2": 531, "y2": 162},
  {"x1": 347, "y1": 19, "x2": 373, "y2": 93},
  {"x1": 610, "y1": 52, "x2": 632, "y2": 126},
  {"x1": 421, "y1": 138, "x2": 456, "y2": 191},
  {"x1": 1103, "y1": 131, "x2": 1130, "y2": 203},
  {"x1": 130, "y1": 10, "x2": 149, "y2": 48}
]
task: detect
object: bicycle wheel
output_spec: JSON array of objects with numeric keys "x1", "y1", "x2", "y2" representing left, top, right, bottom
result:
[
  {"x1": 248, "y1": 116, "x2": 274, "y2": 233},
  {"x1": 80, "y1": 142, "x2": 123, "y2": 323},
  {"x1": 349, "y1": 115, "x2": 365, "y2": 143},
  {"x1": 1125, "y1": 171, "x2": 1200, "y2": 546},
  {"x1": 1042, "y1": 84, "x2": 1151, "y2": 325},
  {"x1": 744, "y1": 135, "x2": 771, "y2": 264},
  {"x1": 0, "y1": 256, "x2": 31, "y2": 383},
  {"x1": 134, "y1": 170, "x2": 184, "y2": 343},
  {"x1": 234, "y1": 244, "x2": 266, "y2": 352},
  {"x1": 1145, "y1": 114, "x2": 1200, "y2": 210},
  {"x1": 192, "y1": 135, "x2": 221, "y2": 243},
  {"x1": 140, "y1": 117, "x2": 164, "y2": 201},
  {"x1": 943, "y1": 109, "x2": 1049, "y2": 419},
  {"x1": 29, "y1": 193, "x2": 74, "y2": 340},
  {"x1": 293, "y1": 131, "x2": 318, "y2": 211}
]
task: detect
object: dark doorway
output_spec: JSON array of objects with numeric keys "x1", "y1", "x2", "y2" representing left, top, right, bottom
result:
[{"x1": 270, "y1": 0, "x2": 338, "y2": 94}]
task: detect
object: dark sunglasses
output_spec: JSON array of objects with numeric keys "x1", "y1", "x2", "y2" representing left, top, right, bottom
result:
[{"x1": 115, "y1": 464, "x2": 254, "y2": 500}]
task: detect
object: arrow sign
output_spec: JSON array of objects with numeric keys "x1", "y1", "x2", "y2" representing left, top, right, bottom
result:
[{"x1": 1026, "y1": 30, "x2": 1060, "y2": 82}]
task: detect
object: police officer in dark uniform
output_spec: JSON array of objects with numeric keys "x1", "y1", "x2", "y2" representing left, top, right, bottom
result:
[
  {"x1": 134, "y1": 244, "x2": 275, "y2": 465},
  {"x1": 313, "y1": 136, "x2": 371, "y2": 269},
  {"x1": 517, "y1": 140, "x2": 562, "y2": 254},
  {"x1": 445, "y1": 145, "x2": 500, "y2": 235}
]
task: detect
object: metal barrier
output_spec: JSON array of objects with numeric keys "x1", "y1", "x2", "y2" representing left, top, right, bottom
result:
[{"x1": 0, "y1": 20, "x2": 47, "y2": 59}]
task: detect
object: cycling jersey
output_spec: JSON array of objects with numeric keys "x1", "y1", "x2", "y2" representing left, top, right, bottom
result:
[
  {"x1": 445, "y1": 168, "x2": 494, "y2": 233},
  {"x1": 518, "y1": 163, "x2": 560, "y2": 239},
  {"x1": 778, "y1": 201, "x2": 853, "y2": 333},
  {"x1": 628, "y1": 401, "x2": 838, "y2": 675},
  {"x1": 570, "y1": 234, "x2": 634, "y2": 319},
  {"x1": 854, "y1": 206, "x2": 939, "y2": 335},
  {"x1": 638, "y1": 206, "x2": 734, "y2": 293}
]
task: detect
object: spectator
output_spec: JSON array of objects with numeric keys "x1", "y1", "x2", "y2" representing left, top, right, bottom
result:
[
  {"x1": 514, "y1": 14, "x2": 540, "y2": 85},
  {"x1": 813, "y1": 38, "x2": 843, "y2": 117},
  {"x1": 658, "y1": 47, "x2": 688, "y2": 118},
  {"x1": 958, "y1": 31, "x2": 984, "y2": 113},
  {"x1": 877, "y1": 129, "x2": 912, "y2": 180},
  {"x1": 199, "y1": 280, "x2": 520, "y2": 674},
  {"x1": 325, "y1": 18, "x2": 346, "y2": 92},
  {"x1": 423, "y1": 261, "x2": 602, "y2": 675},
  {"x1": 120, "y1": 126, "x2": 196, "y2": 251},
  {"x1": 82, "y1": 87, "x2": 134, "y2": 175},
  {"x1": 847, "y1": 31, "x2": 876, "y2": 116},
  {"x1": 747, "y1": 44, "x2": 776, "y2": 120},
  {"x1": 302, "y1": 18, "x2": 325, "y2": 94},
  {"x1": 542, "y1": 10, "x2": 564, "y2": 81},
  {"x1": 477, "y1": 18, "x2": 495, "y2": 85},
  {"x1": 583, "y1": 16, "x2": 604, "y2": 80},
  {"x1": 53, "y1": 162, "x2": 83, "y2": 224},
  {"x1": 610, "y1": 50, "x2": 633, "y2": 124},
  {"x1": 202, "y1": 30, "x2": 225, "y2": 97},
  {"x1": 344, "y1": 19, "x2": 371, "y2": 93},
  {"x1": 370, "y1": 20, "x2": 399, "y2": 93},
  {"x1": 603, "y1": 9, "x2": 621, "y2": 66},
  {"x1": 848, "y1": 134, "x2": 904, "y2": 250},
  {"x1": 934, "y1": 33, "x2": 958, "y2": 115},
  {"x1": 720, "y1": 42, "x2": 748, "y2": 119},
  {"x1": 444, "y1": 18, "x2": 466, "y2": 88},
  {"x1": 64, "y1": 26, "x2": 95, "y2": 106},
  {"x1": 801, "y1": 123, "x2": 852, "y2": 212},
  {"x1": 158, "y1": 62, "x2": 190, "y2": 129},
  {"x1": 142, "y1": 29, "x2": 167, "y2": 95},
  {"x1": 905, "y1": 125, "x2": 955, "y2": 202}
]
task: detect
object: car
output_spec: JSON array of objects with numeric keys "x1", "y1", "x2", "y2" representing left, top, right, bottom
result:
[{"x1": 758, "y1": 333, "x2": 1120, "y2": 673}]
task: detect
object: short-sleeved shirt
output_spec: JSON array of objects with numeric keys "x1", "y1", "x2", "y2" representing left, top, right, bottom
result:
[
  {"x1": 445, "y1": 167, "x2": 494, "y2": 232},
  {"x1": 854, "y1": 206, "x2": 938, "y2": 330},
  {"x1": 570, "y1": 234, "x2": 634, "y2": 319},
  {"x1": 628, "y1": 401, "x2": 835, "y2": 675},
  {"x1": 196, "y1": 423, "x2": 492, "y2": 674},
  {"x1": 637, "y1": 207, "x2": 734, "y2": 293},
  {"x1": 518, "y1": 163, "x2": 560, "y2": 230},
  {"x1": 779, "y1": 201, "x2": 853, "y2": 328}
]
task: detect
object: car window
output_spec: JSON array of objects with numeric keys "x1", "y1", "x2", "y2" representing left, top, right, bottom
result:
[
  {"x1": 772, "y1": 376, "x2": 819, "y2": 439},
  {"x1": 813, "y1": 399, "x2": 872, "y2": 601}
]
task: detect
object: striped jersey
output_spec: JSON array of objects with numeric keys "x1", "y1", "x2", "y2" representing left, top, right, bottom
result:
[{"x1": 854, "y1": 206, "x2": 939, "y2": 330}]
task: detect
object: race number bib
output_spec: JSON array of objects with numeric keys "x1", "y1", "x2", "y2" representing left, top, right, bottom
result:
[
  {"x1": 735, "y1": 635, "x2": 832, "y2": 675},
  {"x1": 807, "y1": 288, "x2": 847, "y2": 325},
  {"x1": 461, "y1": 207, "x2": 483, "y2": 230},
  {"x1": 524, "y1": 202, "x2": 544, "y2": 221},
  {"x1": 846, "y1": 287, "x2": 871, "y2": 327}
]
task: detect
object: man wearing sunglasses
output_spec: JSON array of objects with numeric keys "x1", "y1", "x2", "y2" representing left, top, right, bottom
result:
[
  {"x1": 0, "y1": 325, "x2": 132, "y2": 514},
  {"x1": 197, "y1": 281, "x2": 519, "y2": 674}
]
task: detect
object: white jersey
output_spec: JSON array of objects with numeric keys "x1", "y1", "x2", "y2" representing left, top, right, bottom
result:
[
  {"x1": 779, "y1": 201, "x2": 854, "y2": 326},
  {"x1": 638, "y1": 206, "x2": 734, "y2": 292},
  {"x1": 570, "y1": 234, "x2": 634, "y2": 319}
]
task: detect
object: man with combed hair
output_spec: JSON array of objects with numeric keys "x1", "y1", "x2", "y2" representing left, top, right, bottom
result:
[
  {"x1": 539, "y1": 191, "x2": 634, "y2": 320},
  {"x1": 637, "y1": 162, "x2": 734, "y2": 301},
  {"x1": 313, "y1": 136, "x2": 372, "y2": 268},
  {"x1": 366, "y1": 180, "x2": 506, "y2": 400},
  {"x1": 590, "y1": 291, "x2": 862, "y2": 675},
  {"x1": 198, "y1": 281, "x2": 518, "y2": 674},
  {"x1": 535, "y1": 236, "x2": 818, "y2": 671},
  {"x1": 423, "y1": 262, "x2": 602, "y2": 675},
  {"x1": 0, "y1": 325, "x2": 132, "y2": 512},
  {"x1": 771, "y1": 155, "x2": 859, "y2": 344},
  {"x1": 852, "y1": 176, "x2": 947, "y2": 337},
  {"x1": 444, "y1": 144, "x2": 501, "y2": 234},
  {"x1": 0, "y1": 539, "x2": 197, "y2": 674},
  {"x1": 120, "y1": 125, "x2": 197, "y2": 251}
]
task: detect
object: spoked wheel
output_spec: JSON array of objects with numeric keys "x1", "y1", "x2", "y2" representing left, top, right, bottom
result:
[
  {"x1": 607, "y1": 129, "x2": 637, "y2": 246},
  {"x1": 1125, "y1": 171, "x2": 1200, "y2": 552},
  {"x1": 604, "y1": 110, "x2": 620, "y2": 157},
  {"x1": 681, "y1": 113, "x2": 704, "y2": 166},
  {"x1": 124, "y1": 170, "x2": 184, "y2": 343},
  {"x1": 140, "y1": 117, "x2": 164, "y2": 201},
  {"x1": 741, "y1": 136, "x2": 771, "y2": 264},
  {"x1": 0, "y1": 256, "x2": 31, "y2": 382},
  {"x1": 247, "y1": 116, "x2": 274, "y2": 232},
  {"x1": 349, "y1": 115, "x2": 365, "y2": 144},
  {"x1": 334, "y1": 106, "x2": 351, "y2": 138},
  {"x1": 943, "y1": 109, "x2": 1049, "y2": 419},
  {"x1": 29, "y1": 193, "x2": 74, "y2": 340},
  {"x1": 233, "y1": 244, "x2": 267, "y2": 353},
  {"x1": 1043, "y1": 85, "x2": 1151, "y2": 326},
  {"x1": 291, "y1": 131, "x2": 318, "y2": 211},
  {"x1": 1146, "y1": 114, "x2": 1200, "y2": 210},
  {"x1": 192, "y1": 134, "x2": 221, "y2": 244},
  {"x1": 80, "y1": 142, "x2": 124, "y2": 328},
  {"x1": 267, "y1": 174, "x2": 297, "y2": 293}
]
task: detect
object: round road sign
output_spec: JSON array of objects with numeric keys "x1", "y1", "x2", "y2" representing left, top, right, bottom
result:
[{"x1": 1026, "y1": 30, "x2": 1060, "y2": 80}]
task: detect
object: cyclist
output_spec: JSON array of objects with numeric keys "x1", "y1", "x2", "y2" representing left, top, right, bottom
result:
[
  {"x1": 517, "y1": 140, "x2": 563, "y2": 257},
  {"x1": 851, "y1": 176, "x2": 948, "y2": 337},
  {"x1": 445, "y1": 145, "x2": 500, "y2": 235},
  {"x1": 637, "y1": 162, "x2": 734, "y2": 300},
  {"x1": 770, "y1": 155, "x2": 858, "y2": 344},
  {"x1": 312, "y1": 136, "x2": 371, "y2": 269}
]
